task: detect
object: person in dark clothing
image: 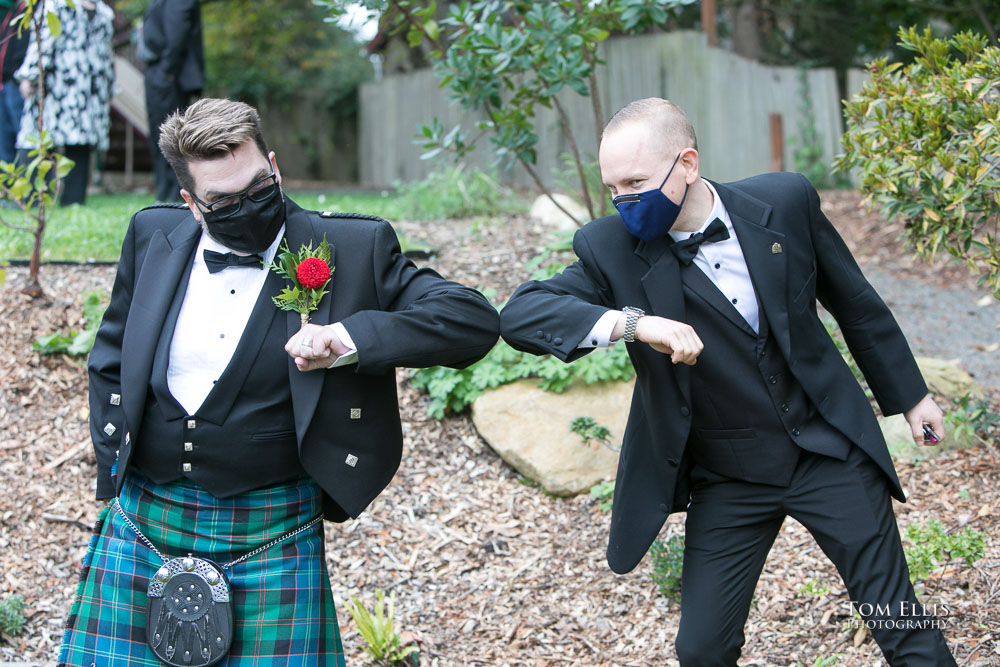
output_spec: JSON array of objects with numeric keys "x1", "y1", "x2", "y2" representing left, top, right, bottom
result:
[
  {"x1": 140, "y1": 0, "x2": 204, "y2": 202},
  {"x1": 500, "y1": 97, "x2": 956, "y2": 666},
  {"x1": 0, "y1": 1, "x2": 28, "y2": 166}
]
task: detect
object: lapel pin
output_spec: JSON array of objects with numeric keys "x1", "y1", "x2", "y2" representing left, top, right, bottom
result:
[
  {"x1": 771, "y1": 243, "x2": 782, "y2": 255},
  {"x1": 345, "y1": 454, "x2": 358, "y2": 467}
]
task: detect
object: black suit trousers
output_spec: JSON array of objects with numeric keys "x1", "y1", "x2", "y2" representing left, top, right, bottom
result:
[{"x1": 676, "y1": 446, "x2": 955, "y2": 666}]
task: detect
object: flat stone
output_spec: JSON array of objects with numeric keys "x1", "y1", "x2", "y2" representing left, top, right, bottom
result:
[
  {"x1": 528, "y1": 193, "x2": 588, "y2": 230},
  {"x1": 915, "y1": 357, "x2": 983, "y2": 401},
  {"x1": 472, "y1": 377, "x2": 633, "y2": 496}
]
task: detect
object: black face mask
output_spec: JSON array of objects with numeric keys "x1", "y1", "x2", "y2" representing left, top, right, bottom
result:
[{"x1": 202, "y1": 184, "x2": 286, "y2": 254}]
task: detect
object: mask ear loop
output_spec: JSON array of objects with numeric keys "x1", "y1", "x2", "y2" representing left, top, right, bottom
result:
[
  {"x1": 659, "y1": 151, "x2": 690, "y2": 210},
  {"x1": 658, "y1": 152, "x2": 683, "y2": 190}
]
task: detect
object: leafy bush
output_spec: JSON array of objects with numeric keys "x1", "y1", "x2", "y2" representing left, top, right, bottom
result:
[
  {"x1": 797, "y1": 577, "x2": 830, "y2": 598},
  {"x1": 570, "y1": 415, "x2": 620, "y2": 454},
  {"x1": 323, "y1": 0, "x2": 696, "y2": 224},
  {"x1": 589, "y1": 480, "x2": 616, "y2": 512},
  {"x1": 0, "y1": 594, "x2": 26, "y2": 636},
  {"x1": 946, "y1": 392, "x2": 998, "y2": 443},
  {"x1": 344, "y1": 589, "x2": 418, "y2": 666},
  {"x1": 649, "y1": 534, "x2": 685, "y2": 600},
  {"x1": 836, "y1": 27, "x2": 1000, "y2": 298},
  {"x1": 904, "y1": 519, "x2": 985, "y2": 584},
  {"x1": 33, "y1": 291, "x2": 107, "y2": 356},
  {"x1": 393, "y1": 165, "x2": 526, "y2": 220},
  {"x1": 409, "y1": 341, "x2": 634, "y2": 419}
]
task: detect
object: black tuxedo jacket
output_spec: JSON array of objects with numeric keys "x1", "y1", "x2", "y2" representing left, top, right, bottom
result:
[
  {"x1": 89, "y1": 198, "x2": 499, "y2": 521},
  {"x1": 500, "y1": 172, "x2": 927, "y2": 574}
]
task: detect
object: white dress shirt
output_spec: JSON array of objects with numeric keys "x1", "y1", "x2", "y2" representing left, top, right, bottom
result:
[
  {"x1": 579, "y1": 179, "x2": 759, "y2": 348},
  {"x1": 167, "y1": 227, "x2": 356, "y2": 414}
]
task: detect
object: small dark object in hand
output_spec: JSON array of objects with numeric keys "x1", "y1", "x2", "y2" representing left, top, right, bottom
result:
[{"x1": 922, "y1": 424, "x2": 940, "y2": 444}]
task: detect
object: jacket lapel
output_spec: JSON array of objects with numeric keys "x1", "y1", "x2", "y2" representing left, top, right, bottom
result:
[
  {"x1": 281, "y1": 201, "x2": 337, "y2": 444},
  {"x1": 679, "y1": 263, "x2": 756, "y2": 336},
  {"x1": 712, "y1": 181, "x2": 791, "y2": 359},
  {"x1": 121, "y1": 217, "x2": 201, "y2": 440}
]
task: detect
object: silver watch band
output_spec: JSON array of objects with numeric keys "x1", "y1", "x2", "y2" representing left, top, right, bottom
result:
[{"x1": 622, "y1": 306, "x2": 644, "y2": 343}]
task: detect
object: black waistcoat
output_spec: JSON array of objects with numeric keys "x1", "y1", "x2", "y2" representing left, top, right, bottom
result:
[
  {"x1": 680, "y1": 263, "x2": 850, "y2": 486},
  {"x1": 132, "y1": 261, "x2": 305, "y2": 496}
]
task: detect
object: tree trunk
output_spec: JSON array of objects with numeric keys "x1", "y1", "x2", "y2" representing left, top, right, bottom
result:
[{"x1": 729, "y1": 0, "x2": 764, "y2": 61}]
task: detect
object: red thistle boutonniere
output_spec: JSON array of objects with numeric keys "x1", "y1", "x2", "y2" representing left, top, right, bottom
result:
[{"x1": 268, "y1": 235, "x2": 334, "y2": 329}]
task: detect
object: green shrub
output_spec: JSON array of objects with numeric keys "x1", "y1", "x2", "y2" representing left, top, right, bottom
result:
[
  {"x1": 796, "y1": 656, "x2": 842, "y2": 667},
  {"x1": 344, "y1": 589, "x2": 418, "y2": 666},
  {"x1": 409, "y1": 341, "x2": 634, "y2": 419},
  {"x1": 570, "y1": 416, "x2": 612, "y2": 447},
  {"x1": 393, "y1": 165, "x2": 526, "y2": 220},
  {"x1": 0, "y1": 594, "x2": 26, "y2": 636},
  {"x1": 797, "y1": 577, "x2": 830, "y2": 598},
  {"x1": 589, "y1": 480, "x2": 616, "y2": 512},
  {"x1": 836, "y1": 27, "x2": 1000, "y2": 298},
  {"x1": 904, "y1": 519, "x2": 985, "y2": 584},
  {"x1": 649, "y1": 534, "x2": 685, "y2": 600},
  {"x1": 33, "y1": 291, "x2": 107, "y2": 356},
  {"x1": 946, "y1": 392, "x2": 998, "y2": 443}
]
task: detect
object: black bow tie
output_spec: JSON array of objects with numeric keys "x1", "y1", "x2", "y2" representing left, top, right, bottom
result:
[
  {"x1": 203, "y1": 249, "x2": 265, "y2": 274},
  {"x1": 670, "y1": 218, "x2": 730, "y2": 265}
]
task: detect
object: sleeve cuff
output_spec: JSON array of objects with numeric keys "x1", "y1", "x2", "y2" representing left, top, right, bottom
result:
[
  {"x1": 328, "y1": 321, "x2": 359, "y2": 368},
  {"x1": 577, "y1": 309, "x2": 620, "y2": 349}
]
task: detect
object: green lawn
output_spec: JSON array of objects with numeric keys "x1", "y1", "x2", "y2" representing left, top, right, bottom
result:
[{"x1": 0, "y1": 190, "x2": 420, "y2": 263}]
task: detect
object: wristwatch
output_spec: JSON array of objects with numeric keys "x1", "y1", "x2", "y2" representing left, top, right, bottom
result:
[{"x1": 622, "y1": 306, "x2": 645, "y2": 343}]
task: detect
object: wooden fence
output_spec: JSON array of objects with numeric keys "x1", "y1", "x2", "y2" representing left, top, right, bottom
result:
[{"x1": 359, "y1": 30, "x2": 864, "y2": 190}]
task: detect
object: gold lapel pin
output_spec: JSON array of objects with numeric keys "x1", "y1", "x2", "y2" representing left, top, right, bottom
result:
[{"x1": 771, "y1": 243, "x2": 782, "y2": 254}]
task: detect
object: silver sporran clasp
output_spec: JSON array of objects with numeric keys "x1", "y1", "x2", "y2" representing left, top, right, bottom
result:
[{"x1": 146, "y1": 555, "x2": 234, "y2": 667}]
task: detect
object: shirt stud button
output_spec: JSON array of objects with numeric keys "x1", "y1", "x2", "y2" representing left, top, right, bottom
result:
[{"x1": 182, "y1": 463, "x2": 192, "y2": 472}]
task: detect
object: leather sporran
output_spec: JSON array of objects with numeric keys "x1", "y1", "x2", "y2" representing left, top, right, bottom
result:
[{"x1": 147, "y1": 556, "x2": 234, "y2": 667}]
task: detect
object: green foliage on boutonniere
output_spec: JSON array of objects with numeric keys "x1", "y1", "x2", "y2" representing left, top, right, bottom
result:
[{"x1": 268, "y1": 235, "x2": 334, "y2": 325}]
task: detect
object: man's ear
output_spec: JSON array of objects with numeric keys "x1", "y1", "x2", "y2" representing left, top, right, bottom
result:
[
  {"x1": 269, "y1": 151, "x2": 282, "y2": 185},
  {"x1": 679, "y1": 148, "x2": 700, "y2": 185},
  {"x1": 180, "y1": 189, "x2": 203, "y2": 223}
]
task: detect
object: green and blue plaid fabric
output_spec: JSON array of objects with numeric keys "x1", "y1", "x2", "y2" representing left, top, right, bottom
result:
[{"x1": 58, "y1": 468, "x2": 344, "y2": 666}]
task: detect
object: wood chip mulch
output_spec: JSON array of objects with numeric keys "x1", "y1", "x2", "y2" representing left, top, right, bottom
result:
[{"x1": 1, "y1": 191, "x2": 998, "y2": 665}]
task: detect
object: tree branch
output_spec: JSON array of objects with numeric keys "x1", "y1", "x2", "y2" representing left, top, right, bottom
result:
[
  {"x1": 968, "y1": 0, "x2": 999, "y2": 46},
  {"x1": 549, "y1": 94, "x2": 595, "y2": 220},
  {"x1": 394, "y1": 0, "x2": 446, "y2": 54},
  {"x1": 480, "y1": 99, "x2": 582, "y2": 226}
]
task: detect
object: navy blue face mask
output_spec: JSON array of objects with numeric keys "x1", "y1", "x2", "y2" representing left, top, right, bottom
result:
[{"x1": 612, "y1": 152, "x2": 688, "y2": 242}]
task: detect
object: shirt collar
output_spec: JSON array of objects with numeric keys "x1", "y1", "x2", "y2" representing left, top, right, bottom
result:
[{"x1": 669, "y1": 179, "x2": 733, "y2": 242}]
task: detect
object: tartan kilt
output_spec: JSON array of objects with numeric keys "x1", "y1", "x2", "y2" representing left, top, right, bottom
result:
[{"x1": 58, "y1": 468, "x2": 345, "y2": 666}]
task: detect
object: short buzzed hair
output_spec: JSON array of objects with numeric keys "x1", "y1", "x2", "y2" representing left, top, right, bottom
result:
[
  {"x1": 603, "y1": 97, "x2": 698, "y2": 154},
  {"x1": 158, "y1": 98, "x2": 270, "y2": 194}
]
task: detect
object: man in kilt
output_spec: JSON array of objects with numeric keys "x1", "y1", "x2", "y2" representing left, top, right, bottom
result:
[{"x1": 62, "y1": 98, "x2": 500, "y2": 666}]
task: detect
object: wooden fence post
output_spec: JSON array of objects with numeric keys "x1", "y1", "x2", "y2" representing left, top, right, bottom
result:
[{"x1": 769, "y1": 113, "x2": 783, "y2": 172}]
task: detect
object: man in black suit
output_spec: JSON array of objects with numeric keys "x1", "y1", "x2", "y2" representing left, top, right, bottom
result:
[
  {"x1": 500, "y1": 98, "x2": 955, "y2": 665},
  {"x1": 141, "y1": 0, "x2": 204, "y2": 202},
  {"x1": 63, "y1": 98, "x2": 498, "y2": 664}
]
